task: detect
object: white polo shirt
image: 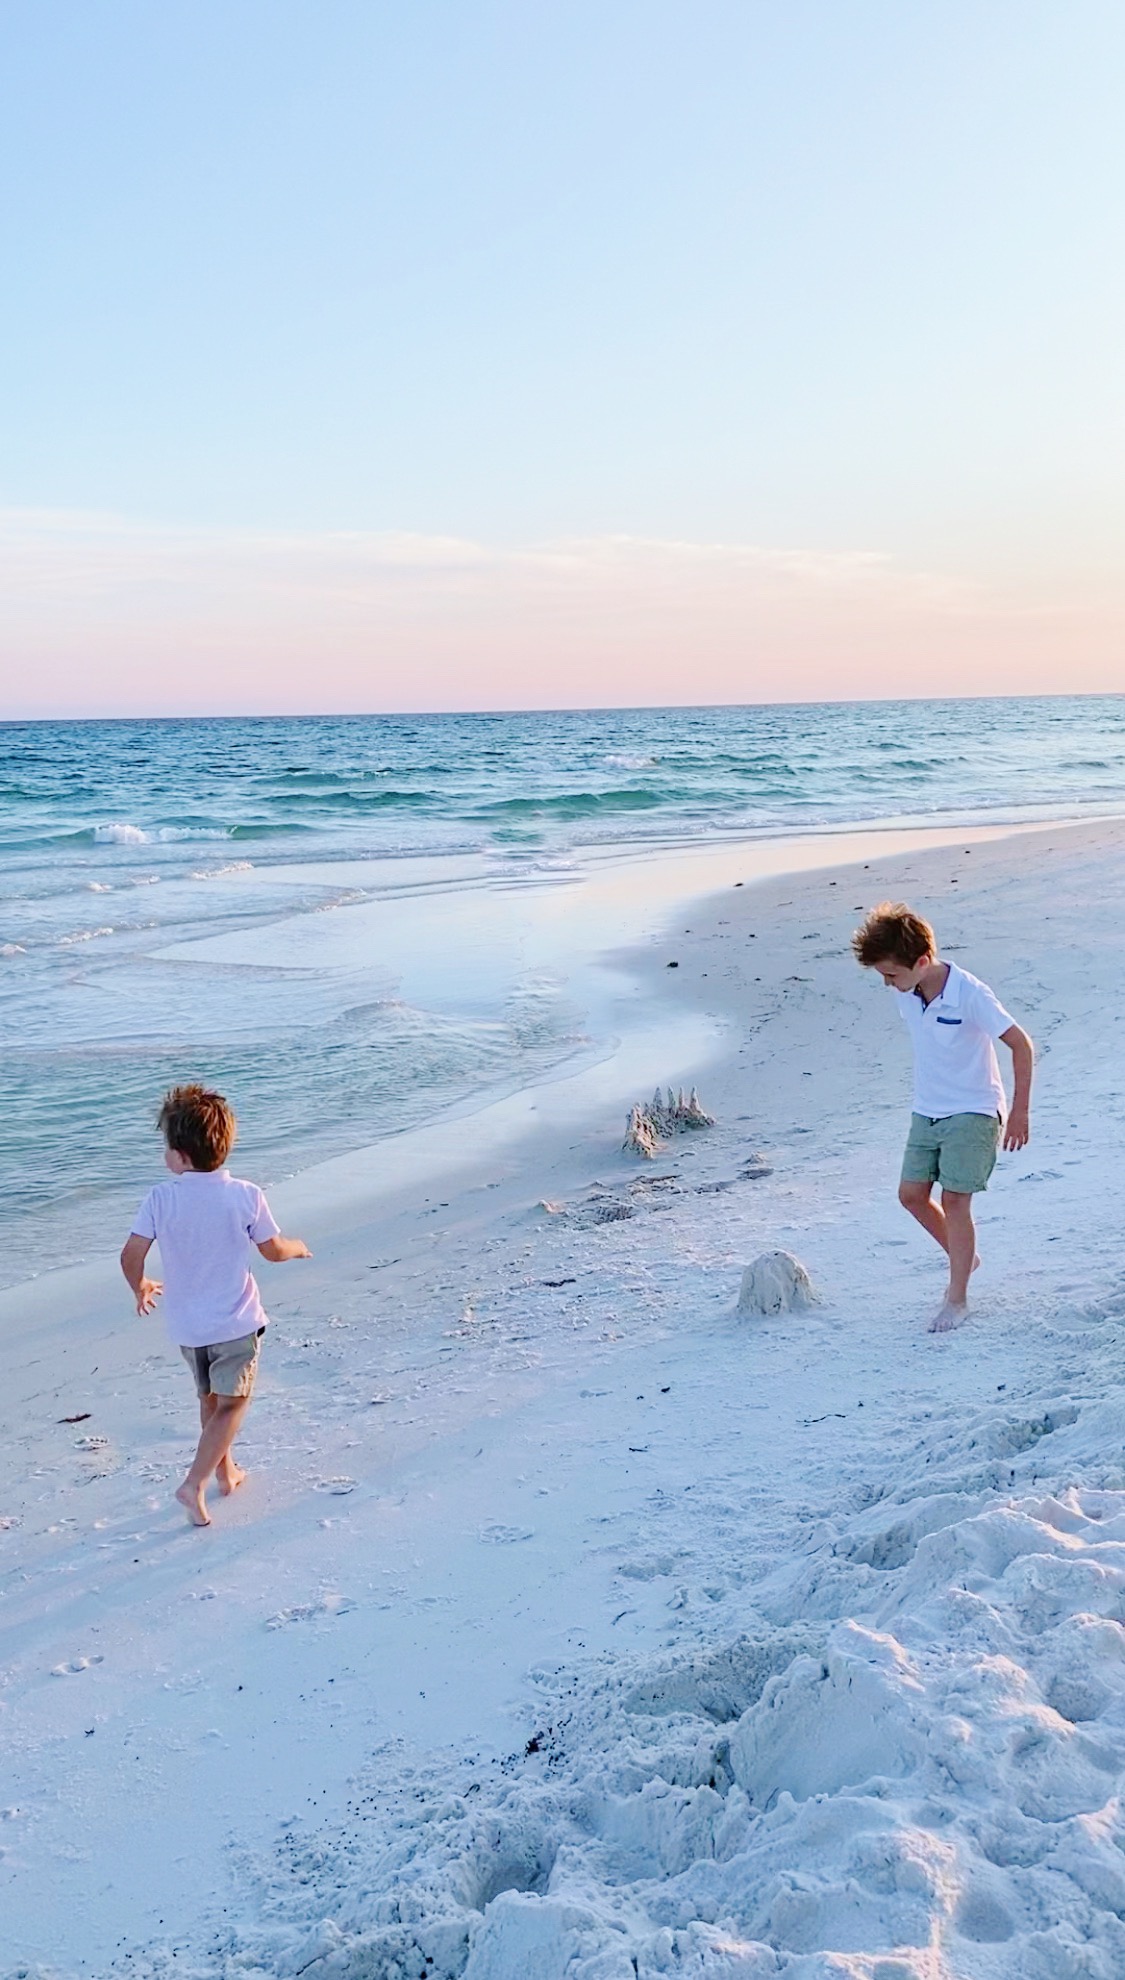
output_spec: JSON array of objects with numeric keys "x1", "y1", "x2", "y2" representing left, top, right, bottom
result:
[
  {"x1": 131, "y1": 1169, "x2": 280, "y2": 1348},
  {"x1": 896, "y1": 962, "x2": 1014, "y2": 1120}
]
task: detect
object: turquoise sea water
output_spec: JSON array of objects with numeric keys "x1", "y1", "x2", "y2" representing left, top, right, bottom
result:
[{"x1": 3, "y1": 696, "x2": 1125, "y2": 1282}]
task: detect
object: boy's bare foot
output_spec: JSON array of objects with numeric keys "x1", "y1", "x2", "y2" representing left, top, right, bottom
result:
[
  {"x1": 928, "y1": 1299, "x2": 969, "y2": 1334},
  {"x1": 175, "y1": 1481, "x2": 211, "y2": 1526},
  {"x1": 216, "y1": 1460, "x2": 246, "y2": 1496}
]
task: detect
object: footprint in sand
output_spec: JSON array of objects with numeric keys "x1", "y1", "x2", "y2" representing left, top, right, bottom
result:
[
  {"x1": 266, "y1": 1594, "x2": 356, "y2": 1629},
  {"x1": 313, "y1": 1477, "x2": 357, "y2": 1495},
  {"x1": 51, "y1": 1655, "x2": 105, "y2": 1676},
  {"x1": 267, "y1": 1605, "x2": 319, "y2": 1629},
  {"x1": 478, "y1": 1523, "x2": 535, "y2": 1545}
]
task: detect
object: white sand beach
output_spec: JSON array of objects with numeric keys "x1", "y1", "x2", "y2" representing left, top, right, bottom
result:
[{"x1": 6, "y1": 816, "x2": 1125, "y2": 1979}]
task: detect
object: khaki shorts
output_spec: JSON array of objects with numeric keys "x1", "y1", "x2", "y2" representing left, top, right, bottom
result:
[
  {"x1": 901, "y1": 1112, "x2": 1001, "y2": 1194},
  {"x1": 180, "y1": 1327, "x2": 265, "y2": 1399}
]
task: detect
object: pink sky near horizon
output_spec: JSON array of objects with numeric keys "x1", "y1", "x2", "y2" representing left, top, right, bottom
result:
[
  {"x1": 3, "y1": 12, "x2": 1124, "y2": 718},
  {"x1": 2, "y1": 510, "x2": 1122, "y2": 720}
]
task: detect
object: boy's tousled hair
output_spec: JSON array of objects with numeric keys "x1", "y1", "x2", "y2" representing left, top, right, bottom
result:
[
  {"x1": 851, "y1": 902, "x2": 937, "y2": 970},
  {"x1": 158, "y1": 1084, "x2": 236, "y2": 1171}
]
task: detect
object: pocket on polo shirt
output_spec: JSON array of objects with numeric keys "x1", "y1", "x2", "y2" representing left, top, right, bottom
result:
[{"x1": 935, "y1": 1016, "x2": 963, "y2": 1026}]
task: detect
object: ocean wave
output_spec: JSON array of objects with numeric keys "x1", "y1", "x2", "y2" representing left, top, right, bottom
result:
[
  {"x1": 0, "y1": 781, "x2": 52, "y2": 802},
  {"x1": 827, "y1": 758, "x2": 947, "y2": 781},
  {"x1": 602, "y1": 752, "x2": 658, "y2": 769},
  {"x1": 91, "y1": 822, "x2": 231, "y2": 846},
  {"x1": 226, "y1": 821, "x2": 319, "y2": 840},
  {"x1": 728, "y1": 763, "x2": 801, "y2": 781},
  {"x1": 213, "y1": 791, "x2": 443, "y2": 827},
  {"x1": 189, "y1": 861, "x2": 255, "y2": 879},
  {"x1": 265, "y1": 768, "x2": 360, "y2": 788},
  {"x1": 57, "y1": 925, "x2": 115, "y2": 944},
  {"x1": 298, "y1": 789, "x2": 437, "y2": 811},
  {"x1": 662, "y1": 750, "x2": 800, "y2": 771},
  {"x1": 93, "y1": 822, "x2": 148, "y2": 845},
  {"x1": 259, "y1": 769, "x2": 378, "y2": 791},
  {"x1": 474, "y1": 788, "x2": 674, "y2": 821},
  {"x1": 263, "y1": 764, "x2": 456, "y2": 788},
  {"x1": 147, "y1": 824, "x2": 232, "y2": 843}
]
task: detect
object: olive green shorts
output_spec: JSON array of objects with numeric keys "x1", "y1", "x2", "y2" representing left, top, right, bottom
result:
[{"x1": 901, "y1": 1112, "x2": 1001, "y2": 1194}]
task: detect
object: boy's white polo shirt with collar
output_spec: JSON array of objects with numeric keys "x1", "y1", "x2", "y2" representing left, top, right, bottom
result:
[
  {"x1": 131, "y1": 1168, "x2": 280, "y2": 1347},
  {"x1": 896, "y1": 960, "x2": 1013, "y2": 1121}
]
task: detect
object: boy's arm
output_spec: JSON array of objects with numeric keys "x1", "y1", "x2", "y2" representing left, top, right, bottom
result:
[
  {"x1": 999, "y1": 1023, "x2": 1033, "y2": 1150},
  {"x1": 120, "y1": 1234, "x2": 163, "y2": 1314},
  {"x1": 249, "y1": 1186, "x2": 308, "y2": 1263},
  {"x1": 256, "y1": 1235, "x2": 312, "y2": 1262}
]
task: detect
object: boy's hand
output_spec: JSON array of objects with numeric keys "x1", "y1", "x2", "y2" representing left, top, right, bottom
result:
[
  {"x1": 256, "y1": 1235, "x2": 313, "y2": 1262},
  {"x1": 1003, "y1": 1107, "x2": 1030, "y2": 1152},
  {"x1": 121, "y1": 1234, "x2": 160, "y2": 1313}
]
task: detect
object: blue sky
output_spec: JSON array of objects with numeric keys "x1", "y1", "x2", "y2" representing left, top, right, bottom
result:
[{"x1": 1, "y1": 3, "x2": 1123, "y2": 712}]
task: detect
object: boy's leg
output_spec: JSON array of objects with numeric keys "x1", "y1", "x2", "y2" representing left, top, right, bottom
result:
[
  {"x1": 196, "y1": 1393, "x2": 246, "y2": 1496},
  {"x1": 927, "y1": 1116, "x2": 999, "y2": 1331},
  {"x1": 898, "y1": 1178, "x2": 950, "y2": 1252},
  {"x1": 929, "y1": 1189, "x2": 976, "y2": 1332},
  {"x1": 176, "y1": 1332, "x2": 262, "y2": 1523},
  {"x1": 899, "y1": 1182, "x2": 982, "y2": 1264},
  {"x1": 899, "y1": 1116, "x2": 946, "y2": 1253},
  {"x1": 176, "y1": 1396, "x2": 251, "y2": 1525},
  {"x1": 215, "y1": 1421, "x2": 247, "y2": 1496}
]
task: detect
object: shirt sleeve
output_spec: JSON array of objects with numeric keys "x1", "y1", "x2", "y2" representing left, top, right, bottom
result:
[
  {"x1": 131, "y1": 1188, "x2": 158, "y2": 1240},
  {"x1": 965, "y1": 977, "x2": 1015, "y2": 1039},
  {"x1": 248, "y1": 1189, "x2": 281, "y2": 1242}
]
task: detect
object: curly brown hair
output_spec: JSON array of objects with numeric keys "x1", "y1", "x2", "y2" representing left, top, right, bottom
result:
[
  {"x1": 851, "y1": 902, "x2": 937, "y2": 970},
  {"x1": 157, "y1": 1084, "x2": 236, "y2": 1171}
]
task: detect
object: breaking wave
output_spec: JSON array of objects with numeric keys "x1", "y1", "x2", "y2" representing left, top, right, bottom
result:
[{"x1": 91, "y1": 822, "x2": 231, "y2": 845}]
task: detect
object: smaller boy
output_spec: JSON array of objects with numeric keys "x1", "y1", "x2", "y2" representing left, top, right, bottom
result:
[
  {"x1": 852, "y1": 903, "x2": 1033, "y2": 1333},
  {"x1": 120, "y1": 1084, "x2": 311, "y2": 1526}
]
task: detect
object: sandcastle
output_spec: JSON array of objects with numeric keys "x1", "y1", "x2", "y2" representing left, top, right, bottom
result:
[
  {"x1": 623, "y1": 1086, "x2": 715, "y2": 1158},
  {"x1": 736, "y1": 1251, "x2": 818, "y2": 1316}
]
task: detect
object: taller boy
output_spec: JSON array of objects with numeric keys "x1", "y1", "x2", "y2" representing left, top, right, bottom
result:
[{"x1": 852, "y1": 903, "x2": 1033, "y2": 1333}]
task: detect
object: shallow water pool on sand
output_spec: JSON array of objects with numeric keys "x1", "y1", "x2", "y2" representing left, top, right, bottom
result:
[{"x1": 1, "y1": 820, "x2": 1030, "y2": 1288}]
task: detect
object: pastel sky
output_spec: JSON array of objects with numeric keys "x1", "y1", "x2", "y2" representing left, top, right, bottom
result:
[{"x1": 2, "y1": 2, "x2": 1123, "y2": 716}]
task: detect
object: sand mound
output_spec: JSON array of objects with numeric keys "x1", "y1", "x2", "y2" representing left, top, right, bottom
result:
[
  {"x1": 737, "y1": 1252, "x2": 818, "y2": 1316},
  {"x1": 86, "y1": 1335, "x2": 1125, "y2": 1980}
]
